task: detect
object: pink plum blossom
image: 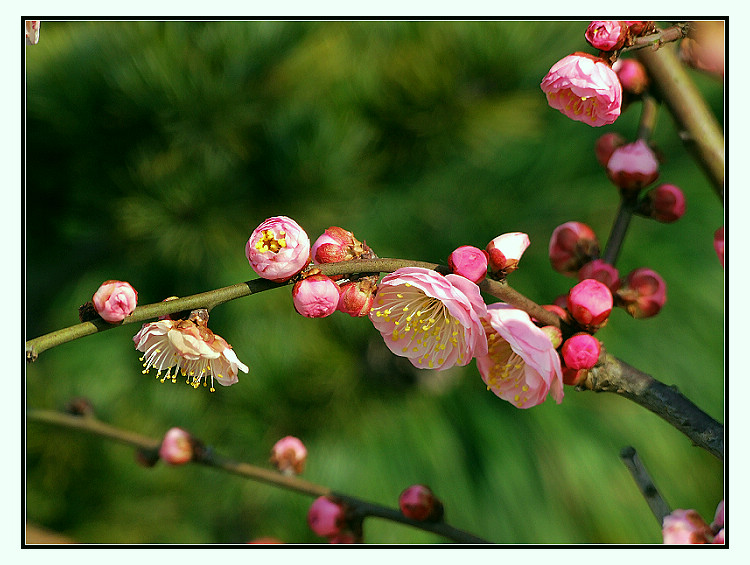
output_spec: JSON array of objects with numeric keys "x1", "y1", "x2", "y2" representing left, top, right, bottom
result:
[
  {"x1": 307, "y1": 496, "x2": 345, "y2": 538},
  {"x1": 270, "y1": 435, "x2": 307, "y2": 475},
  {"x1": 541, "y1": 52, "x2": 622, "y2": 127},
  {"x1": 369, "y1": 267, "x2": 487, "y2": 370},
  {"x1": 485, "y1": 232, "x2": 530, "y2": 276},
  {"x1": 561, "y1": 333, "x2": 601, "y2": 370},
  {"x1": 159, "y1": 427, "x2": 194, "y2": 465},
  {"x1": 133, "y1": 310, "x2": 248, "y2": 391},
  {"x1": 476, "y1": 303, "x2": 564, "y2": 409},
  {"x1": 292, "y1": 274, "x2": 340, "y2": 318},
  {"x1": 714, "y1": 226, "x2": 724, "y2": 267},
  {"x1": 567, "y1": 279, "x2": 613, "y2": 329},
  {"x1": 92, "y1": 280, "x2": 138, "y2": 323},
  {"x1": 662, "y1": 509, "x2": 714, "y2": 544},
  {"x1": 246, "y1": 216, "x2": 311, "y2": 282},
  {"x1": 448, "y1": 245, "x2": 488, "y2": 283},
  {"x1": 606, "y1": 139, "x2": 659, "y2": 193},
  {"x1": 585, "y1": 21, "x2": 627, "y2": 51}
]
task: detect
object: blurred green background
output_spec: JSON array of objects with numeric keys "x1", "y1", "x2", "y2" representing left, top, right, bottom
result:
[{"x1": 24, "y1": 21, "x2": 724, "y2": 544}]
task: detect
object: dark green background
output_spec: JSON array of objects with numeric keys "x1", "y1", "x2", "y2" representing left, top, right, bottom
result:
[{"x1": 25, "y1": 21, "x2": 724, "y2": 544}]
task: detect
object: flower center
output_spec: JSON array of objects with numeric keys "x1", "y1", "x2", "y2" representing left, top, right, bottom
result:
[
  {"x1": 255, "y1": 229, "x2": 287, "y2": 253},
  {"x1": 483, "y1": 329, "x2": 531, "y2": 407}
]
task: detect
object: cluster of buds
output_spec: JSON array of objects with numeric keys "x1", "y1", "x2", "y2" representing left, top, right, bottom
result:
[
  {"x1": 447, "y1": 232, "x2": 530, "y2": 283},
  {"x1": 306, "y1": 496, "x2": 360, "y2": 543}
]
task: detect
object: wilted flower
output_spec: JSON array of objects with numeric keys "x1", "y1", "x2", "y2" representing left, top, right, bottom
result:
[
  {"x1": 475, "y1": 303, "x2": 564, "y2": 409},
  {"x1": 133, "y1": 309, "x2": 248, "y2": 392},
  {"x1": 485, "y1": 232, "x2": 530, "y2": 276},
  {"x1": 541, "y1": 52, "x2": 622, "y2": 127},
  {"x1": 92, "y1": 280, "x2": 138, "y2": 323},
  {"x1": 448, "y1": 245, "x2": 489, "y2": 283},
  {"x1": 292, "y1": 274, "x2": 340, "y2": 318},
  {"x1": 369, "y1": 267, "x2": 487, "y2": 370},
  {"x1": 246, "y1": 216, "x2": 311, "y2": 282}
]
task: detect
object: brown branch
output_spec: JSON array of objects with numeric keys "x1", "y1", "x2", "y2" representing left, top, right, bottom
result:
[
  {"x1": 635, "y1": 29, "x2": 724, "y2": 201},
  {"x1": 26, "y1": 409, "x2": 490, "y2": 544}
]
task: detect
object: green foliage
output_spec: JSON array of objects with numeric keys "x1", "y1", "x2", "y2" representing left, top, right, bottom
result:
[{"x1": 25, "y1": 21, "x2": 724, "y2": 544}]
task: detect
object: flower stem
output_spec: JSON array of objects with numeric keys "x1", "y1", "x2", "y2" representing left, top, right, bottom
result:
[
  {"x1": 601, "y1": 195, "x2": 638, "y2": 267},
  {"x1": 27, "y1": 408, "x2": 490, "y2": 544}
]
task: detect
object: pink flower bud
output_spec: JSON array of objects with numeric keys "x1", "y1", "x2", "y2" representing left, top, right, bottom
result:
[
  {"x1": 541, "y1": 52, "x2": 622, "y2": 127},
  {"x1": 562, "y1": 366, "x2": 587, "y2": 386},
  {"x1": 567, "y1": 279, "x2": 613, "y2": 330},
  {"x1": 561, "y1": 333, "x2": 601, "y2": 370},
  {"x1": 270, "y1": 435, "x2": 307, "y2": 475},
  {"x1": 616, "y1": 268, "x2": 667, "y2": 319},
  {"x1": 92, "y1": 280, "x2": 138, "y2": 323},
  {"x1": 307, "y1": 496, "x2": 345, "y2": 538},
  {"x1": 595, "y1": 132, "x2": 626, "y2": 167},
  {"x1": 447, "y1": 245, "x2": 488, "y2": 283},
  {"x1": 159, "y1": 427, "x2": 194, "y2": 465},
  {"x1": 398, "y1": 485, "x2": 443, "y2": 522},
  {"x1": 714, "y1": 226, "x2": 724, "y2": 267},
  {"x1": 613, "y1": 58, "x2": 650, "y2": 96},
  {"x1": 485, "y1": 232, "x2": 530, "y2": 276},
  {"x1": 292, "y1": 274, "x2": 340, "y2": 318},
  {"x1": 549, "y1": 222, "x2": 600, "y2": 276},
  {"x1": 246, "y1": 216, "x2": 311, "y2": 282},
  {"x1": 645, "y1": 184, "x2": 686, "y2": 223},
  {"x1": 577, "y1": 259, "x2": 620, "y2": 293},
  {"x1": 337, "y1": 278, "x2": 376, "y2": 317},
  {"x1": 585, "y1": 21, "x2": 628, "y2": 51},
  {"x1": 606, "y1": 139, "x2": 660, "y2": 193},
  {"x1": 311, "y1": 226, "x2": 363, "y2": 264},
  {"x1": 662, "y1": 509, "x2": 713, "y2": 544}
]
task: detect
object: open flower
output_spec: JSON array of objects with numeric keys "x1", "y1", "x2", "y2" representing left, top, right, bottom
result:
[
  {"x1": 369, "y1": 267, "x2": 487, "y2": 370},
  {"x1": 541, "y1": 52, "x2": 622, "y2": 127},
  {"x1": 246, "y1": 216, "x2": 311, "y2": 282},
  {"x1": 475, "y1": 303, "x2": 564, "y2": 408},
  {"x1": 133, "y1": 309, "x2": 248, "y2": 392}
]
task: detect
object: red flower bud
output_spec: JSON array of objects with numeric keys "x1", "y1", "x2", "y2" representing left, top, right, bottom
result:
[
  {"x1": 616, "y1": 268, "x2": 667, "y2": 319},
  {"x1": 398, "y1": 485, "x2": 444, "y2": 522},
  {"x1": 595, "y1": 132, "x2": 626, "y2": 168},
  {"x1": 337, "y1": 278, "x2": 376, "y2": 317},
  {"x1": 549, "y1": 222, "x2": 600, "y2": 277},
  {"x1": 307, "y1": 497, "x2": 345, "y2": 538},
  {"x1": 567, "y1": 279, "x2": 613, "y2": 330},
  {"x1": 448, "y1": 245, "x2": 489, "y2": 283},
  {"x1": 311, "y1": 226, "x2": 363, "y2": 264},
  {"x1": 577, "y1": 259, "x2": 620, "y2": 293},
  {"x1": 561, "y1": 333, "x2": 601, "y2": 370},
  {"x1": 645, "y1": 184, "x2": 686, "y2": 223},
  {"x1": 613, "y1": 58, "x2": 650, "y2": 96}
]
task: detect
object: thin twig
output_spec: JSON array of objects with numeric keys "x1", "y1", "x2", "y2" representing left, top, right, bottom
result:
[
  {"x1": 26, "y1": 409, "x2": 491, "y2": 544},
  {"x1": 619, "y1": 446, "x2": 672, "y2": 525}
]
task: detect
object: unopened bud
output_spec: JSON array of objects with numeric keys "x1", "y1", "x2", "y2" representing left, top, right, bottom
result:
[
  {"x1": 549, "y1": 222, "x2": 600, "y2": 277},
  {"x1": 625, "y1": 21, "x2": 653, "y2": 36},
  {"x1": 616, "y1": 268, "x2": 667, "y2": 319},
  {"x1": 270, "y1": 435, "x2": 307, "y2": 475},
  {"x1": 485, "y1": 232, "x2": 530, "y2": 277},
  {"x1": 577, "y1": 259, "x2": 620, "y2": 293},
  {"x1": 585, "y1": 21, "x2": 628, "y2": 51},
  {"x1": 643, "y1": 184, "x2": 686, "y2": 223},
  {"x1": 595, "y1": 132, "x2": 626, "y2": 168},
  {"x1": 606, "y1": 139, "x2": 659, "y2": 193},
  {"x1": 159, "y1": 427, "x2": 195, "y2": 465},
  {"x1": 92, "y1": 280, "x2": 138, "y2": 323},
  {"x1": 540, "y1": 325, "x2": 563, "y2": 349},
  {"x1": 562, "y1": 366, "x2": 587, "y2": 386},
  {"x1": 448, "y1": 245, "x2": 489, "y2": 283},
  {"x1": 337, "y1": 277, "x2": 376, "y2": 317},
  {"x1": 398, "y1": 484, "x2": 444, "y2": 522},
  {"x1": 307, "y1": 496, "x2": 345, "y2": 538},
  {"x1": 567, "y1": 279, "x2": 613, "y2": 330},
  {"x1": 561, "y1": 333, "x2": 601, "y2": 370},
  {"x1": 613, "y1": 58, "x2": 649, "y2": 96},
  {"x1": 311, "y1": 226, "x2": 364, "y2": 264},
  {"x1": 543, "y1": 304, "x2": 570, "y2": 324},
  {"x1": 292, "y1": 274, "x2": 340, "y2": 318}
]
